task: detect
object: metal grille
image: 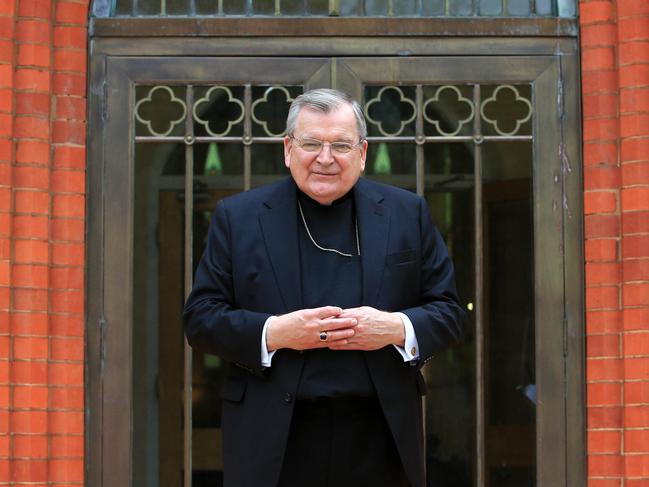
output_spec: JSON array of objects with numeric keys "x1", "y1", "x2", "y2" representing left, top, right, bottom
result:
[{"x1": 95, "y1": 0, "x2": 576, "y2": 17}]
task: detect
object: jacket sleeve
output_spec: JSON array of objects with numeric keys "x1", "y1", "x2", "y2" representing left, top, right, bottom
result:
[
  {"x1": 183, "y1": 199, "x2": 271, "y2": 375},
  {"x1": 400, "y1": 196, "x2": 466, "y2": 368}
]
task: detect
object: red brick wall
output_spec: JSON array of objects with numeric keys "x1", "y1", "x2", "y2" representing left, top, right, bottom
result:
[
  {"x1": 581, "y1": 0, "x2": 649, "y2": 485},
  {"x1": 0, "y1": 0, "x2": 88, "y2": 484}
]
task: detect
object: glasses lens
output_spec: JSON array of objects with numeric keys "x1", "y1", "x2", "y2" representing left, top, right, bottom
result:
[
  {"x1": 300, "y1": 139, "x2": 323, "y2": 152},
  {"x1": 332, "y1": 143, "x2": 353, "y2": 153}
]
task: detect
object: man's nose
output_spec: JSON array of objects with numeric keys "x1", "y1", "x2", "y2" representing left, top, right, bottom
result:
[{"x1": 315, "y1": 143, "x2": 335, "y2": 164}]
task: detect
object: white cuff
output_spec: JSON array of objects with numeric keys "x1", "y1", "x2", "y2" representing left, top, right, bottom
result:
[
  {"x1": 392, "y1": 312, "x2": 420, "y2": 362},
  {"x1": 261, "y1": 316, "x2": 277, "y2": 368}
]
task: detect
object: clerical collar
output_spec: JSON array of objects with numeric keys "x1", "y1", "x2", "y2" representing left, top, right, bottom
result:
[{"x1": 297, "y1": 189, "x2": 353, "y2": 209}]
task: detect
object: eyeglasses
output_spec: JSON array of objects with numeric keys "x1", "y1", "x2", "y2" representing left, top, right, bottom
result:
[{"x1": 290, "y1": 136, "x2": 363, "y2": 155}]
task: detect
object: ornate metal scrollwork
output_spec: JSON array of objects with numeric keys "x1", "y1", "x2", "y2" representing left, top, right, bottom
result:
[
  {"x1": 365, "y1": 86, "x2": 417, "y2": 137},
  {"x1": 251, "y1": 86, "x2": 296, "y2": 137},
  {"x1": 193, "y1": 86, "x2": 245, "y2": 137},
  {"x1": 135, "y1": 85, "x2": 187, "y2": 137},
  {"x1": 423, "y1": 85, "x2": 475, "y2": 137},
  {"x1": 480, "y1": 85, "x2": 532, "y2": 136}
]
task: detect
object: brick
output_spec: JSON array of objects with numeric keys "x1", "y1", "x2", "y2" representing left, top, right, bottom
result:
[
  {"x1": 623, "y1": 211, "x2": 649, "y2": 234},
  {"x1": 15, "y1": 92, "x2": 50, "y2": 117},
  {"x1": 624, "y1": 283, "x2": 649, "y2": 306},
  {"x1": 14, "y1": 115, "x2": 50, "y2": 139},
  {"x1": 51, "y1": 218, "x2": 84, "y2": 241},
  {"x1": 52, "y1": 193, "x2": 84, "y2": 218},
  {"x1": 0, "y1": 40, "x2": 12, "y2": 63},
  {"x1": 53, "y1": 144, "x2": 85, "y2": 169},
  {"x1": 0, "y1": 138, "x2": 12, "y2": 162},
  {"x1": 14, "y1": 68, "x2": 50, "y2": 92},
  {"x1": 16, "y1": 19, "x2": 51, "y2": 44},
  {"x1": 15, "y1": 140, "x2": 50, "y2": 165},
  {"x1": 625, "y1": 405, "x2": 649, "y2": 427},
  {"x1": 17, "y1": 43, "x2": 51, "y2": 69},
  {"x1": 13, "y1": 239, "x2": 49, "y2": 264},
  {"x1": 621, "y1": 114, "x2": 649, "y2": 138},
  {"x1": 618, "y1": 0, "x2": 649, "y2": 16},
  {"x1": 0, "y1": 88, "x2": 11, "y2": 112},
  {"x1": 623, "y1": 162, "x2": 649, "y2": 186},
  {"x1": 619, "y1": 16, "x2": 649, "y2": 42},
  {"x1": 13, "y1": 386, "x2": 48, "y2": 410},
  {"x1": 55, "y1": 2, "x2": 89, "y2": 25},
  {"x1": 623, "y1": 259, "x2": 649, "y2": 282},
  {"x1": 581, "y1": 23, "x2": 617, "y2": 48},
  {"x1": 50, "y1": 266, "x2": 83, "y2": 289},
  {"x1": 11, "y1": 459, "x2": 47, "y2": 482},
  {"x1": 49, "y1": 459, "x2": 84, "y2": 483},
  {"x1": 50, "y1": 386, "x2": 83, "y2": 410},
  {"x1": 54, "y1": 96, "x2": 85, "y2": 120},
  {"x1": 589, "y1": 430, "x2": 621, "y2": 454},
  {"x1": 14, "y1": 189, "x2": 50, "y2": 214},
  {"x1": 623, "y1": 236, "x2": 649, "y2": 258},
  {"x1": 620, "y1": 64, "x2": 649, "y2": 89},
  {"x1": 13, "y1": 336, "x2": 49, "y2": 360},
  {"x1": 13, "y1": 165, "x2": 50, "y2": 190},
  {"x1": 10, "y1": 360, "x2": 47, "y2": 384},
  {"x1": 584, "y1": 117, "x2": 619, "y2": 142},
  {"x1": 626, "y1": 479, "x2": 649, "y2": 487},
  {"x1": 621, "y1": 87, "x2": 649, "y2": 114},
  {"x1": 582, "y1": 47, "x2": 616, "y2": 71},
  {"x1": 624, "y1": 332, "x2": 649, "y2": 356},
  {"x1": 585, "y1": 165, "x2": 622, "y2": 190},
  {"x1": 11, "y1": 264, "x2": 48, "y2": 288},
  {"x1": 586, "y1": 382, "x2": 622, "y2": 407},
  {"x1": 0, "y1": 17, "x2": 14, "y2": 40},
  {"x1": 48, "y1": 362, "x2": 83, "y2": 386},
  {"x1": 586, "y1": 239, "x2": 618, "y2": 262},
  {"x1": 52, "y1": 72, "x2": 85, "y2": 96},
  {"x1": 50, "y1": 288, "x2": 83, "y2": 314},
  {"x1": 0, "y1": 0, "x2": 15, "y2": 16},
  {"x1": 588, "y1": 333, "x2": 620, "y2": 357},
  {"x1": 585, "y1": 191, "x2": 617, "y2": 214},
  {"x1": 582, "y1": 69, "x2": 618, "y2": 94},
  {"x1": 51, "y1": 169, "x2": 84, "y2": 193},
  {"x1": 0, "y1": 260, "x2": 7, "y2": 286},
  {"x1": 51, "y1": 242, "x2": 84, "y2": 266},
  {"x1": 0, "y1": 113, "x2": 12, "y2": 137},
  {"x1": 625, "y1": 357, "x2": 649, "y2": 380},
  {"x1": 587, "y1": 262, "x2": 621, "y2": 286},
  {"x1": 588, "y1": 454, "x2": 624, "y2": 477},
  {"x1": 13, "y1": 287, "x2": 48, "y2": 311},
  {"x1": 18, "y1": 0, "x2": 52, "y2": 19},
  {"x1": 626, "y1": 454, "x2": 649, "y2": 477},
  {"x1": 53, "y1": 26, "x2": 86, "y2": 49},
  {"x1": 626, "y1": 430, "x2": 649, "y2": 453},
  {"x1": 0, "y1": 162, "x2": 9, "y2": 185},
  {"x1": 13, "y1": 434, "x2": 48, "y2": 458},
  {"x1": 0, "y1": 286, "x2": 8, "y2": 309},
  {"x1": 586, "y1": 214, "x2": 620, "y2": 238},
  {"x1": 624, "y1": 308, "x2": 649, "y2": 331},
  {"x1": 587, "y1": 358, "x2": 624, "y2": 380},
  {"x1": 620, "y1": 41, "x2": 649, "y2": 66},
  {"x1": 12, "y1": 215, "x2": 48, "y2": 239},
  {"x1": 50, "y1": 434, "x2": 84, "y2": 457},
  {"x1": 586, "y1": 285, "x2": 620, "y2": 309},
  {"x1": 622, "y1": 187, "x2": 649, "y2": 212},
  {"x1": 53, "y1": 48, "x2": 86, "y2": 73},
  {"x1": 50, "y1": 314, "x2": 83, "y2": 337},
  {"x1": 52, "y1": 119, "x2": 86, "y2": 144},
  {"x1": 50, "y1": 411, "x2": 83, "y2": 434},
  {"x1": 51, "y1": 337, "x2": 83, "y2": 361},
  {"x1": 580, "y1": 1, "x2": 615, "y2": 24},
  {"x1": 587, "y1": 479, "x2": 621, "y2": 487}
]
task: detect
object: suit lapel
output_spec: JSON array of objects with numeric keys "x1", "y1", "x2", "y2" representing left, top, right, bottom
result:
[
  {"x1": 354, "y1": 179, "x2": 390, "y2": 307},
  {"x1": 258, "y1": 178, "x2": 303, "y2": 313}
]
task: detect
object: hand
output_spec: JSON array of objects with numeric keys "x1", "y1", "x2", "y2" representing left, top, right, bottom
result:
[
  {"x1": 266, "y1": 306, "x2": 358, "y2": 352},
  {"x1": 328, "y1": 306, "x2": 405, "y2": 351}
]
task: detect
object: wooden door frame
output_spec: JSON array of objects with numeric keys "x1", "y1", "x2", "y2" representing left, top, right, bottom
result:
[{"x1": 86, "y1": 29, "x2": 583, "y2": 487}]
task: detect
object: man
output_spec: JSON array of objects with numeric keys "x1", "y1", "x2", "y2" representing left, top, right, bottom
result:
[{"x1": 183, "y1": 89, "x2": 464, "y2": 487}]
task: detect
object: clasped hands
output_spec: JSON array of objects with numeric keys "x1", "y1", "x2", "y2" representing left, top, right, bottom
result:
[{"x1": 266, "y1": 306, "x2": 405, "y2": 353}]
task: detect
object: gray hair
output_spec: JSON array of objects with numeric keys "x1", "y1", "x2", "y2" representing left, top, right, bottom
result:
[{"x1": 286, "y1": 88, "x2": 367, "y2": 140}]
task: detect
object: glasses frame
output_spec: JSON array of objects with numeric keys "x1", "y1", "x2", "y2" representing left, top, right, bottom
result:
[{"x1": 289, "y1": 135, "x2": 365, "y2": 155}]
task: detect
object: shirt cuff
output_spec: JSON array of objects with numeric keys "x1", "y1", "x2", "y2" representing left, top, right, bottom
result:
[
  {"x1": 392, "y1": 312, "x2": 420, "y2": 363},
  {"x1": 261, "y1": 316, "x2": 277, "y2": 368}
]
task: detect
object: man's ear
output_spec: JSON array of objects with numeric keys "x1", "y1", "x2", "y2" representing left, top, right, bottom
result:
[
  {"x1": 359, "y1": 139, "x2": 368, "y2": 172},
  {"x1": 283, "y1": 136, "x2": 292, "y2": 168}
]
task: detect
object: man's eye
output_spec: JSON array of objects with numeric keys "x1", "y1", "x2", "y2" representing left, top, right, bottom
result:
[
  {"x1": 332, "y1": 143, "x2": 353, "y2": 153},
  {"x1": 301, "y1": 142, "x2": 322, "y2": 151}
]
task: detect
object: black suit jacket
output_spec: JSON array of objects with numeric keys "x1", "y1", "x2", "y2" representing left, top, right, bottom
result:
[{"x1": 183, "y1": 177, "x2": 464, "y2": 487}]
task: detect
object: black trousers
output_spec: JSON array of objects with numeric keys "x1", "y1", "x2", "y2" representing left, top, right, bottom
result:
[{"x1": 277, "y1": 397, "x2": 410, "y2": 487}]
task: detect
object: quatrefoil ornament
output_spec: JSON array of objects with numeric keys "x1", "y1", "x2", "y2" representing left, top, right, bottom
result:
[
  {"x1": 135, "y1": 86, "x2": 187, "y2": 137},
  {"x1": 480, "y1": 85, "x2": 532, "y2": 136},
  {"x1": 365, "y1": 86, "x2": 416, "y2": 137},
  {"x1": 423, "y1": 86, "x2": 475, "y2": 137},
  {"x1": 193, "y1": 86, "x2": 245, "y2": 137},
  {"x1": 251, "y1": 86, "x2": 296, "y2": 137}
]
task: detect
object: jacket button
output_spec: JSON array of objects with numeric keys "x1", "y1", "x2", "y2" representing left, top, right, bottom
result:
[{"x1": 284, "y1": 393, "x2": 293, "y2": 403}]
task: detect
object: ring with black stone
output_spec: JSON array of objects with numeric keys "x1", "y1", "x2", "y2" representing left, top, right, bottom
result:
[{"x1": 319, "y1": 331, "x2": 328, "y2": 342}]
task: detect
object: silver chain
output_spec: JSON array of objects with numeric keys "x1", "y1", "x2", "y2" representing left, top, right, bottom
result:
[{"x1": 297, "y1": 200, "x2": 360, "y2": 257}]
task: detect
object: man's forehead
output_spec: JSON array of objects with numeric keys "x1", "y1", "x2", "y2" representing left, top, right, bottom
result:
[{"x1": 294, "y1": 105, "x2": 359, "y2": 135}]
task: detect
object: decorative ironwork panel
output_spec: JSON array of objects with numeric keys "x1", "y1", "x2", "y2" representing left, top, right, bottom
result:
[{"x1": 100, "y1": 0, "x2": 576, "y2": 17}]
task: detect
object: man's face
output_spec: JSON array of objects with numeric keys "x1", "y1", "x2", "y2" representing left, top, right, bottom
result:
[{"x1": 284, "y1": 104, "x2": 368, "y2": 205}]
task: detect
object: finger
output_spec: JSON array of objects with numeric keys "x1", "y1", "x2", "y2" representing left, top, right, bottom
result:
[
  {"x1": 319, "y1": 328, "x2": 355, "y2": 344},
  {"x1": 319, "y1": 317, "x2": 357, "y2": 331},
  {"x1": 311, "y1": 306, "x2": 343, "y2": 319}
]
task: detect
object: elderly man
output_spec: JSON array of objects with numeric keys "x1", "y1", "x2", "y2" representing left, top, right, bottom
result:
[{"x1": 183, "y1": 88, "x2": 464, "y2": 487}]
